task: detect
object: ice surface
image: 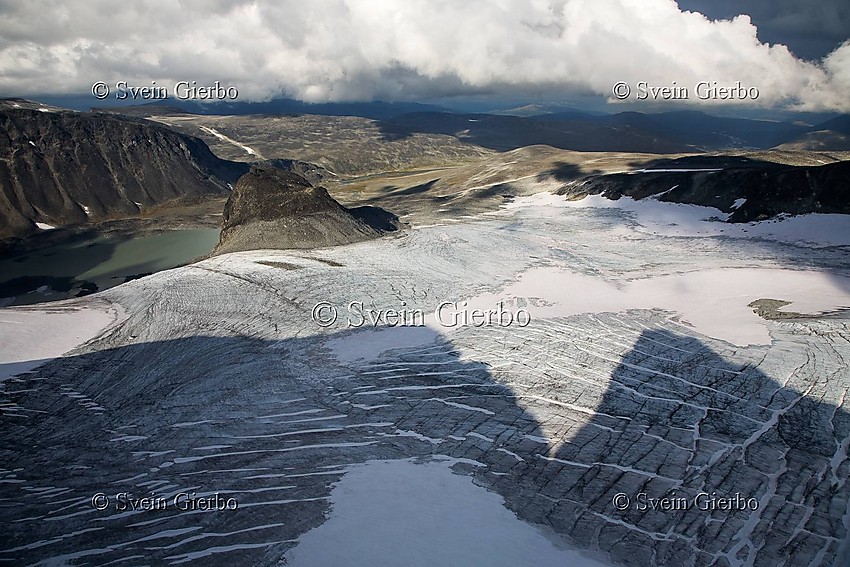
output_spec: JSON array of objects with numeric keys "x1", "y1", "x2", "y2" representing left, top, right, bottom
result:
[
  {"x1": 466, "y1": 266, "x2": 850, "y2": 347},
  {"x1": 508, "y1": 192, "x2": 850, "y2": 247},
  {"x1": 286, "y1": 458, "x2": 612, "y2": 567},
  {"x1": 198, "y1": 126, "x2": 258, "y2": 156},
  {"x1": 0, "y1": 301, "x2": 122, "y2": 380},
  {"x1": 327, "y1": 325, "x2": 442, "y2": 364},
  {"x1": 3, "y1": 186, "x2": 850, "y2": 565}
]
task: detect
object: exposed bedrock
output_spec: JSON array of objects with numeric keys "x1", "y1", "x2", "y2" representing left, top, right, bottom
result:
[
  {"x1": 213, "y1": 165, "x2": 400, "y2": 255},
  {"x1": 0, "y1": 106, "x2": 248, "y2": 240},
  {"x1": 558, "y1": 158, "x2": 850, "y2": 222}
]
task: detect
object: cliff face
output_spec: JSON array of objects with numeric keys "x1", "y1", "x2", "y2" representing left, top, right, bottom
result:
[
  {"x1": 0, "y1": 105, "x2": 247, "y2": 240},
  {"x1": 559, "y1": 158, "x2": 850, "y2": 222},
  {"x1": 214, "y1": 166, "x2": 399, "y2": 255}
]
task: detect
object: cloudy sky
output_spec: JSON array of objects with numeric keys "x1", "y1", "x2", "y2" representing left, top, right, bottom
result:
[{"x1": 1, "y1": 0, "x2": 848, "y2": 111}]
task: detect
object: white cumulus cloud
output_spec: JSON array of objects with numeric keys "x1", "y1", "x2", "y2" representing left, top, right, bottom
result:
[{"x1": 0, "y1": 0, "x2": 847, "y2": 110}]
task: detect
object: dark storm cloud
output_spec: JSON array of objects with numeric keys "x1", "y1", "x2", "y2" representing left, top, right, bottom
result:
[{"x1": 0, "y1": 0, "x2": 848, "y2": 111}]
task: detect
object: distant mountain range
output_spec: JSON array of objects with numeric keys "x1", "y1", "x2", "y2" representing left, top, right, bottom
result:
[
  {"x1": 382, "y1": 109, "x2": 850, "y2": 153},
  {"x1": 378, "y1": 112, "x2": 694, "y2": 153},
  {"x1": 103, "y1": 98, "x2": 449, "y2": 121},
  {"x1": 105, "y1": 97, "x2": 848, "y2": 153},
  {"x1": 542, "y1": 110, "x2": 809, "y2": 150}
]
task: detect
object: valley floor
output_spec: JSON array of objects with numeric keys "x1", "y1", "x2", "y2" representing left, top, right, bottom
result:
[{"x1": 1, "y1": 186, "x2": 850, "y2": 566}]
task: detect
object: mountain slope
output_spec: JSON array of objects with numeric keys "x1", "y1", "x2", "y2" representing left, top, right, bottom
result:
[
  {"x1": 775, "y1": 130, "x2": 850, "y2": 151},
  {"x1": 0, "y1": 103, "x2": 247, "y2": 240},
  {"x1": 776, "y1": 115, "x2": 850, "y2": 151}
]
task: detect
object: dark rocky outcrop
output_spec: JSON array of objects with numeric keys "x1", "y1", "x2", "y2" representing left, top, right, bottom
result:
[
  {"x1": 0, "y1": 102, "x2": 248, "y2": 240},
  {"x1": 557, "y1": 157, "x2": 850, "y2": 222},
  {"x1": 213, "y1": 166, "x2": 399, "y2": 255}
]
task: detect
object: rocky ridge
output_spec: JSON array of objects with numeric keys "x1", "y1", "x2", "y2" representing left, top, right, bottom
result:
[
  {"x1": 556, "y1": 157, "x2": 850, "y2": 222},
  {"x1": 214, "y1": 166, "x2": 399, "y2": 255}
]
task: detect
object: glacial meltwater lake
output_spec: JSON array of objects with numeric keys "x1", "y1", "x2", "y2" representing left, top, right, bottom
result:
[{"x1": 0, "y1": 228, "x2": 220, "y2": 306}]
